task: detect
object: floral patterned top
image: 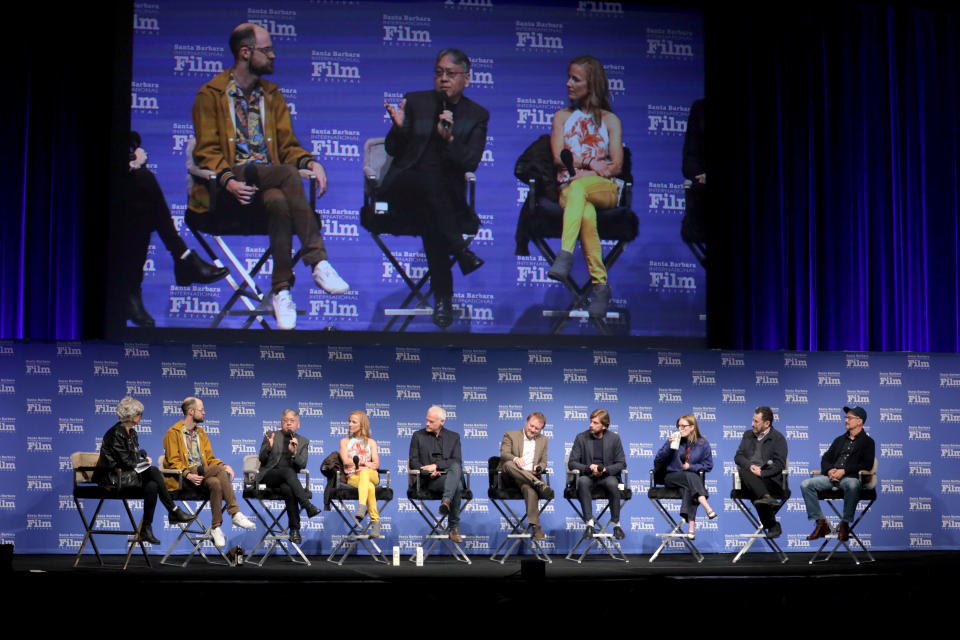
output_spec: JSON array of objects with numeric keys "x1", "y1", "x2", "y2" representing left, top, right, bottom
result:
[{"x1": 557, "y1": 109, "x2": 610, "y2": 184}]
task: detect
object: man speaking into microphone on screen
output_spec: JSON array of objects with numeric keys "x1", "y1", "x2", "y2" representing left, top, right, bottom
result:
[{"x1": 382, "y1": 49, "x2": 489, "y2": 328}]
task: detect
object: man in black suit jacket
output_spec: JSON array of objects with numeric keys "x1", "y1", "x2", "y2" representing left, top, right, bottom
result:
[
  {"x1": 255, "y1": 409, "x2": 320, "y2": 544},
  {"x1": 733, "y1": 406, "x2": 788, "y2": 538},
  {"x1": 383, "y1": 49, "x2": 489, "y2": 327},
  {"x1": 568, "y1": 409, "x2": 627, "y2": 540}
]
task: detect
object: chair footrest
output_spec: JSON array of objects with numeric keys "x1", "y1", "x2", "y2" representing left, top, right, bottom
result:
[
  {"x1": 656, "y1": 532, "x2": 694, "y2": 539},
  {"x1": 542, "y1": 310, "x2": 620, "y2": 319},
  {"x1": 384, "y1": 308, "x2": 434, "y2": 316}
]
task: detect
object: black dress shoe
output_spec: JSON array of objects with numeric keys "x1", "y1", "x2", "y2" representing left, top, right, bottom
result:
[
  {"x1": 139, "y1": 524, "x2": 161, "y2": 545},
  {"x1": 175, "y1": 250, "x2": 229, "y2": 286},
  {"x1": 304, "y1": 502, "x2": 321, "y2": 518},
  {"x1": 289, "y1": 528, "x2": 303, "y2": 544},
  {"x1": 456, "y1": 248, "x2": 484, "y2": 276},
  {"x1": 433, "y1": 296, "x2": 454, "y2": 328},
  {"x1": 612, "y1": 524, "x2": 626, "y2": 540},
  {"x1": 167, "y1": 506, "x2": 195, "y2": 524},
  {"x1": 766, "y1": 522, "x2": 782, "y2": 539},
  {"x1": 439, "y1": 498, "x2": 452, "y2": 516},
  {"x1": 126, "y1": 291, "x2": 156, "y2": 328}
]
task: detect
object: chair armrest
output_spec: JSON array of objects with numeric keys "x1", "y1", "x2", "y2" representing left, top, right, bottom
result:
[{"x1": 159, "y1": 466, "x2": 187, "y2": 490}]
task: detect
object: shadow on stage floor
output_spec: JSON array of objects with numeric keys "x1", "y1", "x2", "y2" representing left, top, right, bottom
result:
[{"x1": 8, "y1": 551, "x2": 958, "y2": 614}]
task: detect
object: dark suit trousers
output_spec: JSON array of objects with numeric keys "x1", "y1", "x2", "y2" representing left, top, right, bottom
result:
[
  {"x1": 576, "y1": 474, "x2": 621, "y2": 523},
  {"x1": 260, "y1": 467, "x2": 310, "y2": 528},
  {"x1": 381, "y1": 168, "x2": 467, "y2": 298},
  {"x1": 664, "y1": 471, "x2": 708, "y2": 522},
  {"x1": 736, "y1": 464, "x2": 782, "y2": 527}
]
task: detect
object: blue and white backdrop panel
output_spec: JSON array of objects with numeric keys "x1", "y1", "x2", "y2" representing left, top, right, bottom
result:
[{"x1": 0, "y1": 341, "x2": 957, "y2": 555}]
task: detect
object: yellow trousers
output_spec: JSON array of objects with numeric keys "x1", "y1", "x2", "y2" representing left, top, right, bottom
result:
[
  {"x1": 559, "y1": 176, "x2": 619, "y2": 284},
  {"x1": 347, "y1": 468, "x2": 380, "y2": 521}
]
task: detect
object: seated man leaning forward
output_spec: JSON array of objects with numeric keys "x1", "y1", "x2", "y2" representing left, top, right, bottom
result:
[
  {"x1": 408, "y1": 405, "x2": 466, "y2": 543},
  {"x1": 191, "y1": 22, "x2": 348, "y2": 330},
  {"x1": 499, "y1": 412, "x2": 549, "y2": 540},
  {"x1": 568, "y1": 408, "x2": 627, "y2": 540},
  {"x1": 256, "y1": 409, "x2": 322, "y2": 545},
  {"x1": 733, "y1": 405, "x2": 788, "y2": 539},
  {"x1": 800, "y1": 406, "x2": 876, "y2": 543},
  {"x1": 382, "y1": 49, "x2": 489, "y2": 328},
  {"x1": 162, "y1": 397, "x2": 256, "y2": 548}
]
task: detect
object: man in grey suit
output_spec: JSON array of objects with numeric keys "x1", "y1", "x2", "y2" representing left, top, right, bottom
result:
[
  {"x1": 568, "y1": 408, "x2": 627, "y2": 540},
  {"x1": 256, "y1": 408, "x2": 320, "y2": 544},
  {"x1": 499, "y1": 412, "x2": 549, "y2": 540}
]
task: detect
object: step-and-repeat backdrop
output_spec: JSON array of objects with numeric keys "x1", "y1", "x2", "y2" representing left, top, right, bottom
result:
[
  {"x1": 130, "y1": 0, "x2": 705, "y2": 336},
  {"x1": 1, "y1": 341, "x2": 957, "y2": 556}
]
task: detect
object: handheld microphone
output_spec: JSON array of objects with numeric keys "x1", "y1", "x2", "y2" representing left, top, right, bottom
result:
[
  {"x1": 353, "y1": 455, "x2": 360, "y2": 470},
  {"x1": 438, "y1": 90, "x2": 452, "y2": 132},
  {"x1": 560, "y1": 148, "x2": 576, "y2": 177}
]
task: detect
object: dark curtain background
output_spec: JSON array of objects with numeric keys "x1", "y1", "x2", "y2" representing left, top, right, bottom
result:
[
  {"x1": 708, "y1": 4, "x2": 960, "y2": 352},
  {"x1": 2, "y1": 3, "x2": 957, "y2": 352},
  {"x1": 2, "y1": 8, "x2": 130, "y2": 340}
]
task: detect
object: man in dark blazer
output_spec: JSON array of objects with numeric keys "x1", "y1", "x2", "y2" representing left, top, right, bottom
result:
[
  {"x1": 408, "y1": 405, "x2": 466, "y2": 542},
  {"x1": 568, "y1": 409, "x2": 627, "y2": 540},
  {"x1": 382, "y1": 48, "x2": 489, "y2": 327},
  {"x1": 733, "y1": 405, "x2": 788, "y2": 538},
  {"x1": 256, "y1": 408, "x2": 320, "y2": 544},
  {"x1": 499, "y1": 411, "x2": 549, "y2": 540}
]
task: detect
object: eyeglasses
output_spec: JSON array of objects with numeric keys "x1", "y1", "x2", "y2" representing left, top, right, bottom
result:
[
  {"x1": 247, "y1": 45, "x2": 274, "y2": 56},
  {"x1": 434, "y1": 68, "x2": 465, "y2": 79},
  {"x1": 677, "y1": 423, "x2": 694, "y2": 429}
]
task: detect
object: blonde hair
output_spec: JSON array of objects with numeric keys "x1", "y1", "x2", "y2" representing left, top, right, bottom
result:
[
  {"x1": 348, "y1": 410, "x2": 371, "y2": 443},
  {"x1": 567, "y1": 55, "x2": 612, "y2": 126}
]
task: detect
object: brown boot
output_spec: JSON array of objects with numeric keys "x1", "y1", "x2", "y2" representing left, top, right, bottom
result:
[
  {"x1": 448, "y1": 527, "x2": 462, "y2": 543},
  {"x1": 837, "y1": 520, "x2": 850, "y2": 542},
  {"x1": 807, "y1": 518, "x2": 831, "y2": 540}
]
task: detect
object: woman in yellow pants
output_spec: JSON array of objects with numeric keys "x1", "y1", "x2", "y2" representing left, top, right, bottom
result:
[
  {"x1": 547, "y1": 55, "x2": 623, "y2": 318},
  {"x1": 340, "y1": 410, "x2": 382, "y2": 537}
]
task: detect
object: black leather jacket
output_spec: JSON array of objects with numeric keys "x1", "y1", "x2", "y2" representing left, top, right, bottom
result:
[{"x1": 94, "y1": 422, "x2": 147, "y2": 485}]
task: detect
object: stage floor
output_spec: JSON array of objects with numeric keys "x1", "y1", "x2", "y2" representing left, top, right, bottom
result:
[{"x1": 14, "y1": 550, "x2": 955, "y2": 580}]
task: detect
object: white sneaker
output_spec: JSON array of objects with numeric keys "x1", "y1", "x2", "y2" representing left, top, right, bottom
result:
[
  {"x1": 312, "y1": 260, "x2": 349, "y2": 294},
  {"x1": 272, "y1": 289, "x2": 297, "y2": 330},
  {"x1": 232, "y1": 512, "x2": 256, "y2": 530},
  {"x1": 210, "y1": 525, "x2": 226, "y2": 548}
]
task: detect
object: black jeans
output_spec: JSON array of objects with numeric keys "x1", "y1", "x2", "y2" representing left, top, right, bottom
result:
[
  {"x1": 140, "y1": 465, "x2": 177, "y2": 526},
  {"x1": 119, "y1": 168, "x2": 189, "y2": 295}
]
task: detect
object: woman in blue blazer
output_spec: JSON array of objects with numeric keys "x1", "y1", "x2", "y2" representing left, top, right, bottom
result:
[{"x1": 654, "y1": 414, "x2": 717, "y2": 538}]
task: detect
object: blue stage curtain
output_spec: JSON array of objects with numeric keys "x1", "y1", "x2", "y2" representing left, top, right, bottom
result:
[
  {"x1": 709, "y1": 5, "x2": 960, "y2": 352},
  {"x1": 1, "y1": 8, "x2": 128, "y2": 340}
]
